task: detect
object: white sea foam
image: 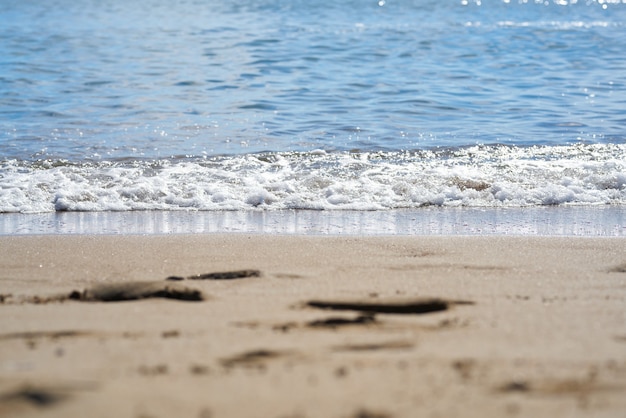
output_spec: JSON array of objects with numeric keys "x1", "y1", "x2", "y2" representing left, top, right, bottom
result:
[{"x1": 1, "y1": 144, "x2": 625, "y2": 213}]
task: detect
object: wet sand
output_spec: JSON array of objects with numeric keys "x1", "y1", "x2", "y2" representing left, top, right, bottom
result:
[
  {"x1": 1, "y1": 234, "x2": 625, "y2": 417},
  {"x1": 2, "y1": 207, "x2": 625, "y2": 236}
]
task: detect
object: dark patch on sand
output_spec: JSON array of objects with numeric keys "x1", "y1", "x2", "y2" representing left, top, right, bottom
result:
[
  {"x1": 220, "y1": 349, "x2": 289, "y2": 369},
  {"x1": 271, "y1": 314, "x2": 378, "y2": 332},
  {"x1": 352, "y1": 409, "x2": 393, "y2": 418},
  {"x1": 452, "y1": 358, "x2": 477, "y2": 380},
  {"x1": 11, "y1": 295, "x2": 67, "y2": 305},
  {"x1": 232, "y1": 321, "x2": 261, "y2": 329},
  {"x1": 164, "y1": 276, "x2": 185, "y2": 281},
  {"x1": 138, "y1": 364, "x2": 168, "y2": 376},
  {"x1": 189, "y1": 364, "x2": 211, "y2": 375},
  {"x1": 4, "y1": 282, "x2": 204, "y2": 304},
  {"x1": 434, "y1": 317, "x2": 470, "y2": 330},
  {"x1": 499, "y1": 381, "x2": 531, "y2": 393},
  {"x1": 272, "y1": 322, "x2": 299, "y2": 333},
  {"x1": 0, "y1": 387, "x2": 67, "y2": 408},
  {"x1": 69, "y1": 281, "x2": 204, "y2": 302},
  {"x1": 334, "y1": 366, "x2": 349, "y2": 378},
  {"x1": 167, "y1": 269, "x2": 261, "y2": 281},
  {"x1": 497, "y1": 376, "x2": 624, "y2": 398},
  {"x1": 306, "y1": 298, "x2": 473, "y2": 315},
  {"x1": 308, "y1": 314, "x2": 377, "y2": 329},
  {"x1": 161, "y1": 330, "x2": 180, "y2": 338},
  {"x1": 0, "y1": 330, "x2": 90, "y2": 341},
  {"x1": 333, "y1": 340, "x2": 414, "y2": 352},
  {"x1": 609, "y1": 264, "x2": 626, "y2": 273},
  {"x1": 273, "y1": 273, "x2": 305, "y2": 279}
]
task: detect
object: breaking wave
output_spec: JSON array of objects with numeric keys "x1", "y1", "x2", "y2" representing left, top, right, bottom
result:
[{"x1": 1, "y1": 144, "x2": 625, "y2": 213}]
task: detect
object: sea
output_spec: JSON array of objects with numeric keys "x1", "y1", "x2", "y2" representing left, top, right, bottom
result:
[{"x1": 1, "y1": 0, "x2": 625, "y2": 235}]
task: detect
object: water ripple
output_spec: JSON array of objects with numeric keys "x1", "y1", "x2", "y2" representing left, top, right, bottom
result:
[{"x1": 0, "y1": 0, "x2": 625, "y2": 161}]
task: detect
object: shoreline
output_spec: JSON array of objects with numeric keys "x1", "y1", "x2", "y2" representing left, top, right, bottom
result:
[
  {"x1": 1, "y1": 234, "x2": 625, "y2": 417},
  {"x1": 1, "y1": 206, "x2": 625, "y2": 236}
]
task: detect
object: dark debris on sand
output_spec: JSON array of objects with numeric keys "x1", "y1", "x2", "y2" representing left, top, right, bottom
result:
[
  {"x1": 219, "y1": 349, "x2": 288, "y2": 369},
  {"x1": 68, "y1": 281, "x2": 204, "y2": 302},
  {"x1": 306, "y1": 298, "x2": 474, "y2": 315},
  {"x1": 307, "y1": 314, "x2": 377, "y2": 329},
  {"x1": 166, "y1": 269, "x2": 261, "y2": 281},
  {"x1": 0, "y1": 386, "x2": 67, "y2": 408}
]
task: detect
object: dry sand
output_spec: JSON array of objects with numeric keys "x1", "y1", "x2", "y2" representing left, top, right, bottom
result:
[{"x1": 0, "y1": 234, "x2": 625, "y2": 418}]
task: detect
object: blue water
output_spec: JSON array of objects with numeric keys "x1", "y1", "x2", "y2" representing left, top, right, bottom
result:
[{"x1": 1, "y1": 0, "x2": 625, "y2": 214}]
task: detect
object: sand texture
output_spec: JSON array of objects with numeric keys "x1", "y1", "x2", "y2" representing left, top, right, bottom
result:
[{"x1": 0, "y1": 234, "x2": 625, "y2": 418}]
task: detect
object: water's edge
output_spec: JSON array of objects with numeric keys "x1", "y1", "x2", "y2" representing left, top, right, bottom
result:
[{"x1": 2, "y1": 207, "x2": 624, "y2": 236}]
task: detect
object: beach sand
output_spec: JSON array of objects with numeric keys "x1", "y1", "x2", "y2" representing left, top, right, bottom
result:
[{"x1": 0, "y1": 234, "x2": 625, "y2": 417}]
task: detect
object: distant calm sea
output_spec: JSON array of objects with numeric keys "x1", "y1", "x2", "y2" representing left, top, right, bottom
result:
[{"x1": 1, "y1": 0, "x2": 625, "y2": 213}]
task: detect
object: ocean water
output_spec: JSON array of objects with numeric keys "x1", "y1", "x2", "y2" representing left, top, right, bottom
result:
[{"x1": 1, "y1": 0, "x2": 626, "y2": 216}]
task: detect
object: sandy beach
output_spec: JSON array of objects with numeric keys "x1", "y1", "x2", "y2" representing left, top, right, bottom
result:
[{"x1": 1, "y1": 234, "x2": 625, "y2": 418}]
